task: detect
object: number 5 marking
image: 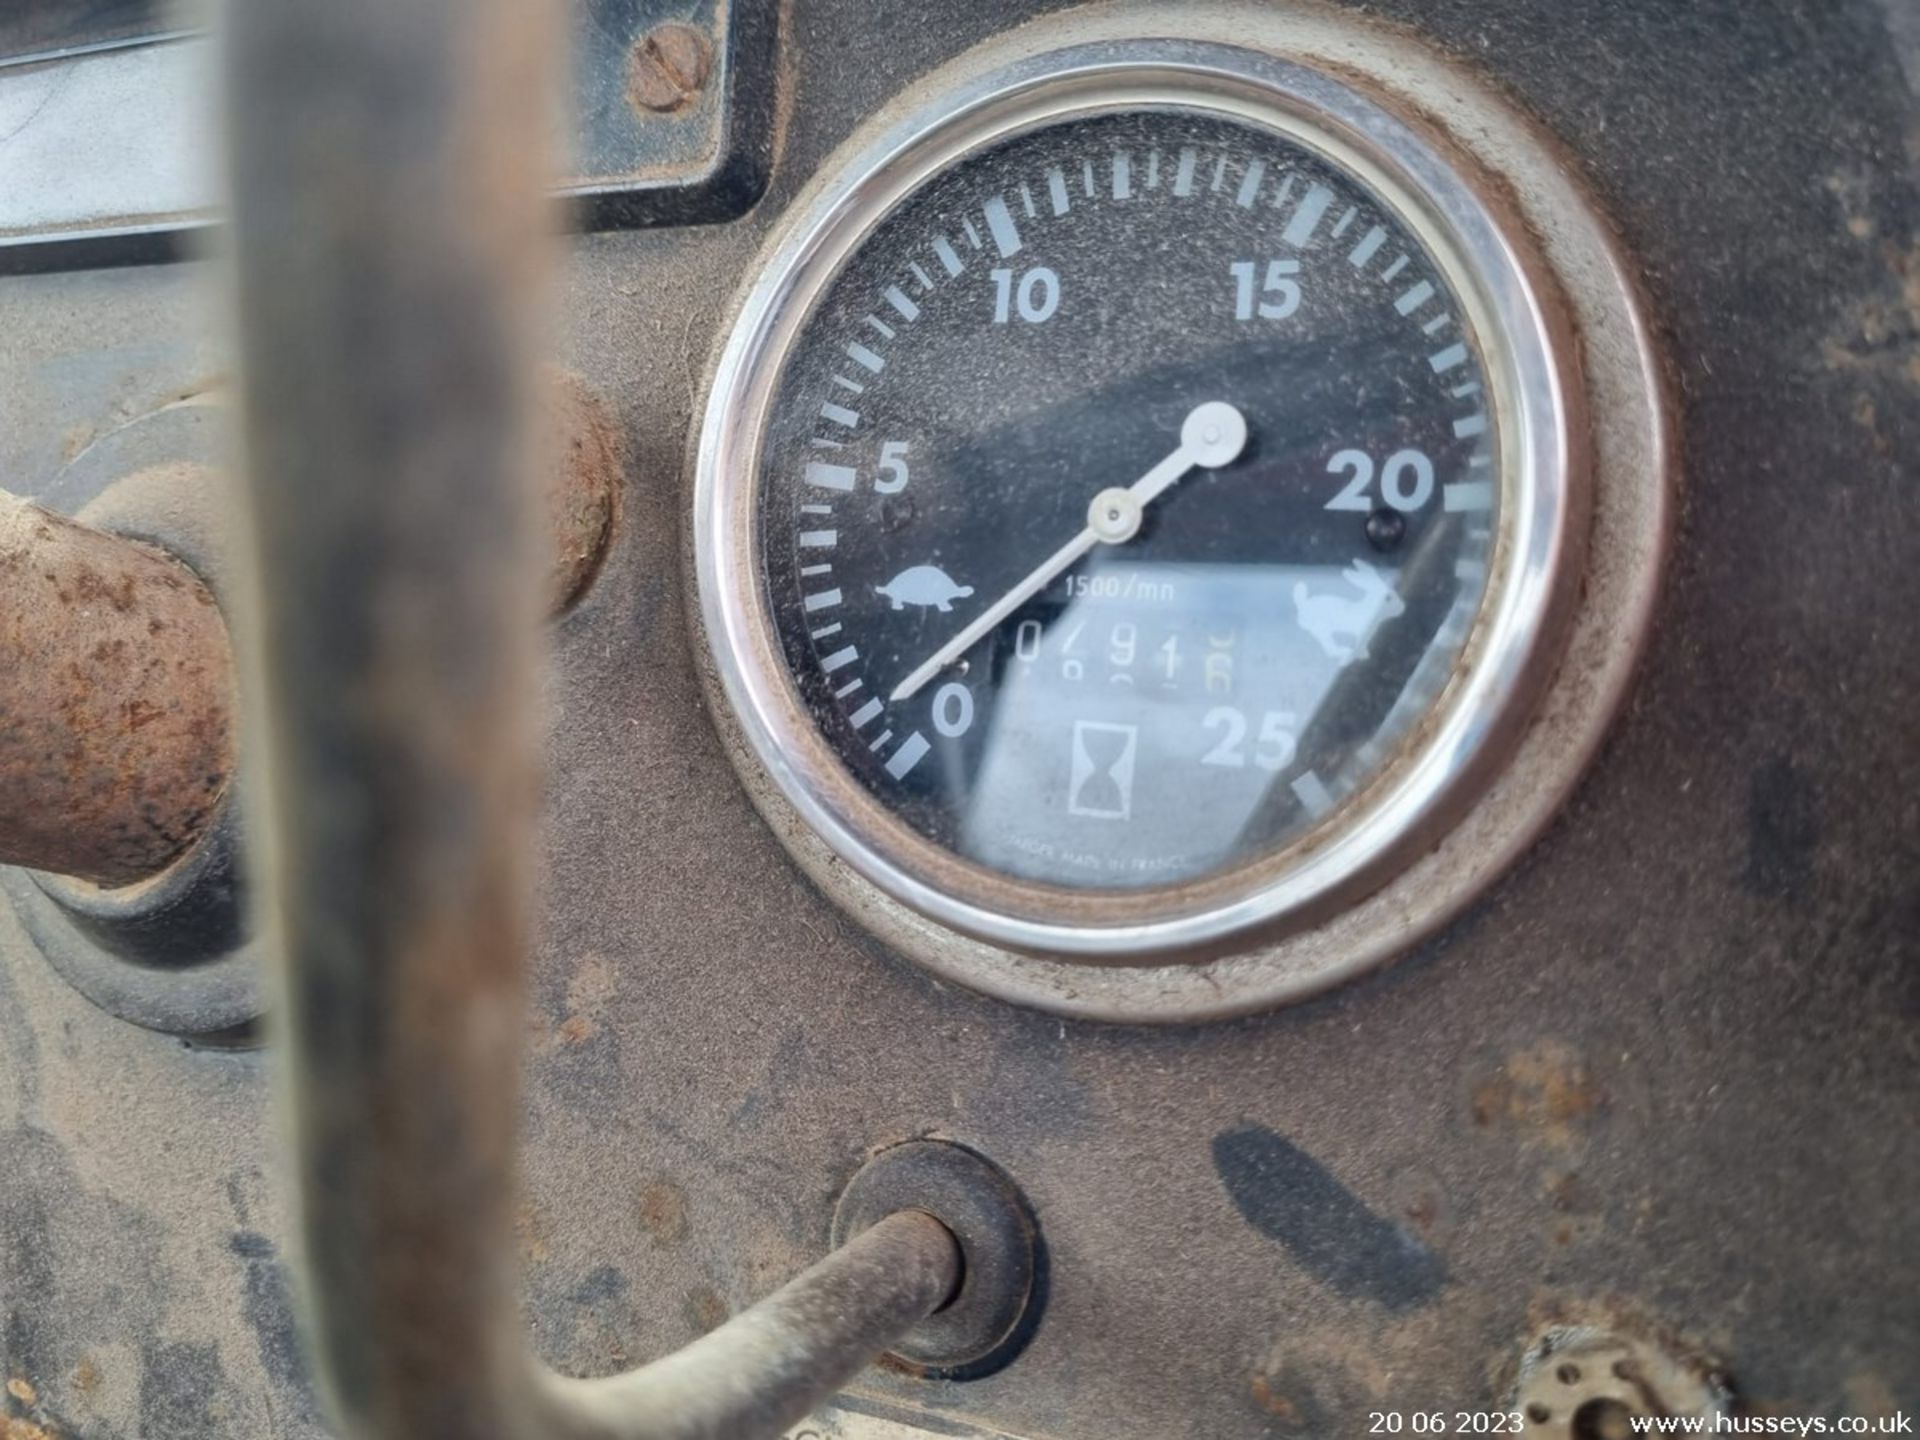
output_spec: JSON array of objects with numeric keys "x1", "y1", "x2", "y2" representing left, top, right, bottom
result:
[{"x1": 873, "y1": 439, "x2": 910, "y2": 493}]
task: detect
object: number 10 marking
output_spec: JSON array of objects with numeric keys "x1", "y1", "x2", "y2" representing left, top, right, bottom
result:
[{"x1": 992, "y1": 266, "x2": 1061, "y2": 323}]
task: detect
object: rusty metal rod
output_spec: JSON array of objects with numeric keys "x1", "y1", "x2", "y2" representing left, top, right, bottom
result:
[
  {"x1": 0, "y1": 490, "x2": 236, "y2": 887},
  {"x1": 543, "y1": 1210, "x2": 958, "y2": 1440},
  {"x1": 224, "y1": 0, "x2": 957, "y2": 1436},
  {"x1": 0, "y1": 388, "x2": 612, "y2": 891}
]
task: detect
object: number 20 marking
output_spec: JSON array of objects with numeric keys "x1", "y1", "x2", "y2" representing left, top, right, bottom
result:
[{"x1": 1325, "y1": 448, "x2": 1435, "y2": 512}]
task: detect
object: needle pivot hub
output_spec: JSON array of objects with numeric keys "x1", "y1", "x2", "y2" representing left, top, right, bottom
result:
[{"x1": 1087, "y1": 486, "x2": 1144, "y2": 544}]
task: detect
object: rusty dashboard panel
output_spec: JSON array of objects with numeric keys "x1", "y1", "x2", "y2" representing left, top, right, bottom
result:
[{"x1": 0, "y1": 0, "x2": 1916, "y2": 1437}]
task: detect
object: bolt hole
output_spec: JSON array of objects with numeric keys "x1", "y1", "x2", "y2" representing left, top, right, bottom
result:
[
  {"x1": 1557, "y1": 1363, "x2": 1583, "y2": 1385},
  {"x1": 1526, "y1": 1403, "x2": 1552, "y2": 1425},
  {"x1": 1570, "y1": 1398, "x2": 1637, "y2": 1440}
]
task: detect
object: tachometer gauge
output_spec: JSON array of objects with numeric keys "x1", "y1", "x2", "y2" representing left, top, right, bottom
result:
[{"x1": 696, "y1": 30, "x2": 1668, "y2": 1014}]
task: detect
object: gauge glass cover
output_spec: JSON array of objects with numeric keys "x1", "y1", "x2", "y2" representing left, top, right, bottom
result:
[{"x1": 763, "y1": 111, "x2": 1493, "y2": 890}]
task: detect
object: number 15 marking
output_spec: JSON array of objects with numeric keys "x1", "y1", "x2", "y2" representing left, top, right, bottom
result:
[{"x1": 1229, "y1": 259, "x2": 1302, "y2": 320}]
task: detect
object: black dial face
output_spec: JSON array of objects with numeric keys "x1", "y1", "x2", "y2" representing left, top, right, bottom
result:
[{"x1": 758, "y1": 108, "x2": 1498, "y2": 892}]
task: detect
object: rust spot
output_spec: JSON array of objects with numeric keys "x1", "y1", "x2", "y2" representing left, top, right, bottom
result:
[
  {"x1": 515, "y1": 1204, "x2": 552, "y2": 1266},
  {"x1": 1470, "y1": 1041, "x2": 1605, "y2": 1148},
  {"x1": 681, "y1": 1285, "x2": 728, "y2": 1336},
  {"x1": 3, "y1": 1381, "x2": 33, "y2": 1406},
  {"x1": 1543, "y1": 1169, "x2": 1588, "y2": 1213},
  {"x1": 548, "y1": 952, "x2": 617, "y2": 1047},
  {"x1": 1250, "y1": 1373, "x2": 1300, "y2": 1421},
  {"x1": 1843, "y1": 1372, "x2": 1900, "y2": 1421},
  {"x1": 68, "y1": 565, "x2": 139, "y2": 613},
  {"x1": 1822, "y1": 238, "x2": 1920, "y2": 392},
  {"x1": 636, "y1": 1179, "x2": 689, "y2": 1245}
]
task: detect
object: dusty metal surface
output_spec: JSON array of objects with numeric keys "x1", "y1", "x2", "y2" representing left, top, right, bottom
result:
[
  {"x1": 0, "y1": 486, "x2": 234, "y2": 887},
  {"x1": 1, "y1": 0, "x2": 1917, "y2": 1437}
]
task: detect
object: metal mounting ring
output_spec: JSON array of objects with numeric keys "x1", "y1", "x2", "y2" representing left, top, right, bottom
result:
[{"x1": 832, "y1": 1140, "x2": 1043, "y2": 1380}]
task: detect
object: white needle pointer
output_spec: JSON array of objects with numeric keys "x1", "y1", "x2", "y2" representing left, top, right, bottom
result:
[{"x1": 890, "y1": 400, "x2": 1248, "y2": 704}]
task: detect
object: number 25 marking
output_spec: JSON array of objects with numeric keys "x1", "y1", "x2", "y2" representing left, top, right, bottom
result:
[{"x1": 1201, "y1": 707, "x2": 1298, "y2": 771}]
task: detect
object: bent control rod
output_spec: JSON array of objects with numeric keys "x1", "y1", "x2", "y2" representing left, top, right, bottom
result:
[{"x1": 223, "y1": 0, "x2": 960, "y2": 1435}]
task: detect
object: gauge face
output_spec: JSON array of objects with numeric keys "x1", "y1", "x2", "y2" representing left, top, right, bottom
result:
[
  {"x1": 759, "y1": 109, "x2": 1494, "y2": 892},
  {"x1": 699, "y1": 43, "x2": 1584, "y2": 962}
]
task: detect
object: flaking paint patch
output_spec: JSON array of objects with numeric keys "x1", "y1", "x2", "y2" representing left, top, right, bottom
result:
[{"x1": 1468, "y1": 1041, "x2": 1606, "y2": 1151}]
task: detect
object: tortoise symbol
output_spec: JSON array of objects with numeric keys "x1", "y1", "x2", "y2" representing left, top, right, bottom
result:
[{"x1": 875, "y1": 565, "x2": 974, "y2": 613}]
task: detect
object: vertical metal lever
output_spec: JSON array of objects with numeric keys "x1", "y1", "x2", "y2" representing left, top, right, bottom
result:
[{"x1": 223, "y1": 0, "x2": 960, "y2": 1435}]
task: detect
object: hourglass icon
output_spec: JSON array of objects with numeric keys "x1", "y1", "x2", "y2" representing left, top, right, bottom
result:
[{"x1": 1067, "y1": 720, "x2": 1139, "y2": 821}]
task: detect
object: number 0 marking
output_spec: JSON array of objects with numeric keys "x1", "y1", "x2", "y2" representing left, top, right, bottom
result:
[{"x1": 932, "y1": 682, "x2": 975, "y2": 738}]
